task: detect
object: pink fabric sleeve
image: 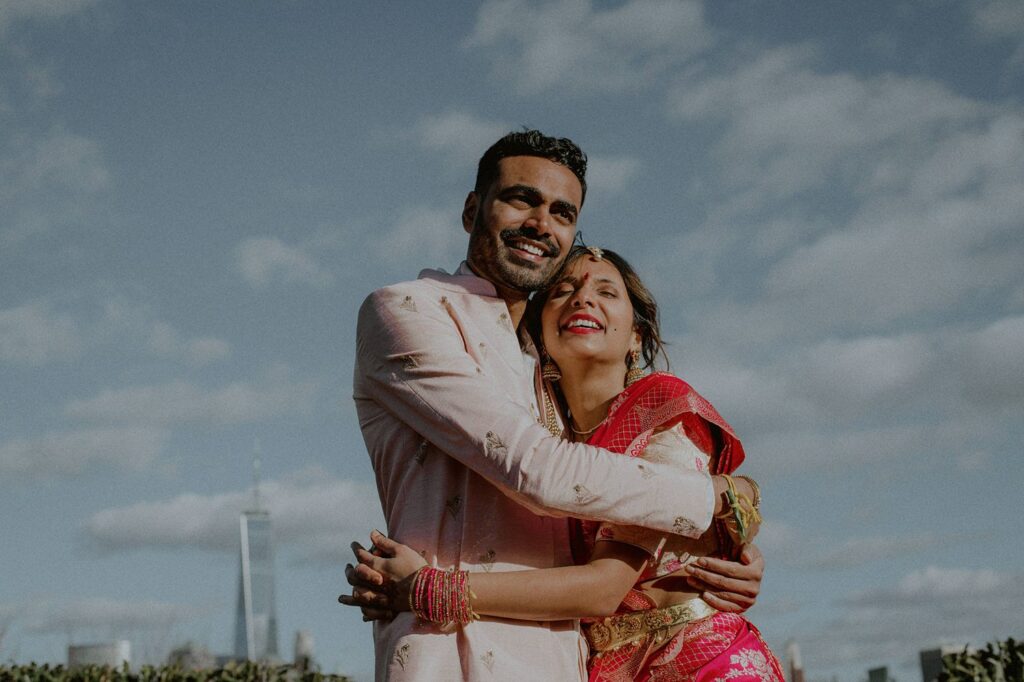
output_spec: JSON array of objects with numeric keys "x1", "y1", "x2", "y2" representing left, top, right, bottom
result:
[
  {"x1": 355, "y1": 287, "x2": 713, "y2": 536},
  {"x1": 593, "y1": 524, "x2": 667, "y2": 558}
]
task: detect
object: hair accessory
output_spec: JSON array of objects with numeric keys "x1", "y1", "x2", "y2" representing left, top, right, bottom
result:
[
  {"x1": 585, "y1": 246, "x2": 604, "y2": 260},
  {"x1": 541, "y1": 352, "x2": 562, "y2": 382},
  {"x1": 625, "y1": 349, "x2": 644, "y2": 387},
  {"x1": 409, "y1": 566, "x2": 477, "y2": 626}
]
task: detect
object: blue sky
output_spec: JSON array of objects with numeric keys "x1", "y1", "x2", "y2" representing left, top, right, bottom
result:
[{"x1": 1, "y1": 1, "x2": 1022, "y2": 680}]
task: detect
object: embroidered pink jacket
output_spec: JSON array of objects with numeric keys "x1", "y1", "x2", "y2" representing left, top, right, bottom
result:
[{"x1": 353, "y1": 264, "x2": 714, "y2": 681}]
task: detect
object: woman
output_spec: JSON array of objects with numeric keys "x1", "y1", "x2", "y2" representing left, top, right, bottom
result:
[{"x1": 350, "y1": 246, "x2": 783, "y2": 681}]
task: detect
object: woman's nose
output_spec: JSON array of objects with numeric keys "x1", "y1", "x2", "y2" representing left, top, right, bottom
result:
[{"x1": 570, "y1": 288, "x2": 593, "y2": 307}]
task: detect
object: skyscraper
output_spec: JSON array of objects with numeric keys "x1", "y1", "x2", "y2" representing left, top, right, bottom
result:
[
  {"x1": 234, "y1": 451, "x2": 279, "y2": 661},
  {"x1": 785, "y1": 640, "x2": 805, "y2": 682}
]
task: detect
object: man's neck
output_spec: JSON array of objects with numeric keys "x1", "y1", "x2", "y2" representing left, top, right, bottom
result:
[{"x1": 464, "y1": 259, "x2": 530, "y2": 328}]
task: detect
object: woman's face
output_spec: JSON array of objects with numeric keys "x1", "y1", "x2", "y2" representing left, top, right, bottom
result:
[{"x1": 541, "y1": 256, "x2": 639, "y2": 371}]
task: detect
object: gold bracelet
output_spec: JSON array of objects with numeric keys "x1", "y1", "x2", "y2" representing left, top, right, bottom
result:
[{"x1": 734, "y1": 475, "x2": 761, "y2": 509}]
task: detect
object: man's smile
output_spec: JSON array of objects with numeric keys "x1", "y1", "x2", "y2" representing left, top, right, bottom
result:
[{"x1": 500, "y1": 230, "x2": 556, "y2": 264}]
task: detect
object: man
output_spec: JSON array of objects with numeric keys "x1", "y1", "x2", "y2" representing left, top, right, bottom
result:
[{"x1": 348, "y1": 131, "x2": 763, "y2": 680}]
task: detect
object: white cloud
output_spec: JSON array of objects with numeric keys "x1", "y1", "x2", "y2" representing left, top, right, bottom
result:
[
  {"x1": 83, "y1": 468, "x2": 384, "y2": 562},
  {"x1": 806, "y1": 533, "x2": 942, "y2": 570},
  {"x1": 0, "y1": 301, "x2": 81, "y2": 365},
  {"x1": 586, "y1": 154, "x2": 641, "y2": 195},
  {"x1": 0, "y1": 426, "x2": 167, "y2": 479},
  {"x1": 956, "y1": 314, "x2": 1024, "y2": 406},
  {"x1": 413, "y1": 110, "x2": 512, "y2": 167},
  {"x1": 0, "y1": 296, "x2": 231, "y2": 367},
  {"x1": 466, "y1": 0, "x2": 712, "y2": 95},
  {"x1": 0, "y1": 127, "x2": 110, "y2": 245},
  {"x1": 0, "y1": 0, "x2": 100, "y2": 33},
  {"x1": 971, "y1": 0, "x2": 1024, "y2": 40},
  {"x1": 65, "y1": 376, "x2": 318, "y2": 426},
  {"x1": 749, "y1": 422, "x2": 961, "y2": 472},
  {"x1": 97, "y1": 296, "x2": 233, "y2": 365},
  {"x1": 375, "y1": 205, "x2": 466, "y2": 272},
  {"x1": 656, "y1": 46, "x2": 1024, "y2": 337},
  {"x1": 669, "y1": 45, "x2": 982, "y2": 202},
  {"x1": 796, "y1": 565, "x2": 1024, "y2": 672},
  {"x1": 148, "y1": 321, "x2": 231, "y2": 366},
  {"x1": 797, "y1": 333, "x2": 936, "y2": 406},
  {"x1": 23, "y1": 598, "x2": 205, "y2": 634},
  {"x1": 234, "y1": 236, "x2": 334, "y2": 289}
]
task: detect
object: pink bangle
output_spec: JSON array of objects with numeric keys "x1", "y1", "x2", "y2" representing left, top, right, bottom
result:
[{"x1": 409, "y1": 566, "x2": 476, "y2": 625}]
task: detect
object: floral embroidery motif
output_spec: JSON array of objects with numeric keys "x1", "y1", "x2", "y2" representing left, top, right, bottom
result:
[
  {"x1": 480, "y1": 650, "x2": 495, "y2": 672},
  {"x1": 478, "y1": 549, "x2": 496, "y2": 572},
  {"x1": 446, "y1": 494, "x2": 462, "y2": 518},
  {"x1": 399, "y1": 354, "x2": 418, "y2": 370},
  {"x1": 573, "y1": 483, "x2": 594, "y2": 505},
  {"x1": 440, "y1": 295, "x2": 449, "y2": 306},
  {"x1": 497, "y1": 311, "x2": 513, "y2": 333},
  {"x1": 673, "y1": 516, "x2": 699, "y2": 535},
  {"x1": 714, "y1": 647, "x2": 778, "y2": 681},
  {"x1": 637, "y1": 463, "x2": 655, "y2": 479},
  {"x1": 394, "y1": 643, "x2": 410, "y2": 670},
  {"x1": 484, "y1": 432, "x2": 508, "y2": 459},
  {"x1": 398, "y1": 295, "x2": 416, "y2": 312},
  {"x1": 414, "y1": 439, "x2": 428, "y2": 465},
  {"x1": 478, "y1": 341, "x2": 488, "y2": 359}
]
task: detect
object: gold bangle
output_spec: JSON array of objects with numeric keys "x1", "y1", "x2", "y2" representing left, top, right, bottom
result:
[{"x1": 734, "y1": 475, "x2": 761, "y2": 509}]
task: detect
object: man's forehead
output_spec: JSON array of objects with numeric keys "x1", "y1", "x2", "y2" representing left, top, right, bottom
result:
[{"x1": 493, "y1": 156, "x2": 582, "y2": 199}]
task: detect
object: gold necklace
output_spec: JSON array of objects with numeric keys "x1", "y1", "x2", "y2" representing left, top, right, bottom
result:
[{"x1": 568, "y1": 415, "x2": 604, "y2": 437}]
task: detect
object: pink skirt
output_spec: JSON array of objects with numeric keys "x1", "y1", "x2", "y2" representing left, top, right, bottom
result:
[{"x1": 587, "y1": 611, "x2": 784, "y2": 682}]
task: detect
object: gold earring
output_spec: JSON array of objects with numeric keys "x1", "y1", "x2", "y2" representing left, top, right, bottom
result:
[
  {"x1": 625, "y1": 349, "x2": 644, "y2": 387},
  {"x1": 541, "y1": 351, "x2": 562, "y2": 382}
]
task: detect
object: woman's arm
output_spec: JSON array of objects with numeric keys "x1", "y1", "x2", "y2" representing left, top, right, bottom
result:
[
  {"x1": 347, "y1": 530, "x2": 651, "y2": 621},
  {"x1": 469, "y1": 540, "x2": 649, "y2": 619}
]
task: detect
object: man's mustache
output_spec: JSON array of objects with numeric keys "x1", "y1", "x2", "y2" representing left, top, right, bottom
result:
[{"x1": 499, "y1": 228, "x2": 561, "y2": 258}]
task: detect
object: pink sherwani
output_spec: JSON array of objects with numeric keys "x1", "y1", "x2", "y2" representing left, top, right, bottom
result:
[{"x1": 353, "y1": 264, "x2": 715, "y2": 681}]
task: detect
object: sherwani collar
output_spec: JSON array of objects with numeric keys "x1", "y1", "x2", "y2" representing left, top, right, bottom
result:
[{"x1": 416, "y1": 261, "x2": 499, "y2": 297}]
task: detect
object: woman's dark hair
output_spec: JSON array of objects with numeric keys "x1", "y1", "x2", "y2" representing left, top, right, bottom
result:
[{"x1": 527, "y1": 245, "x2": 669, "y2": 371}]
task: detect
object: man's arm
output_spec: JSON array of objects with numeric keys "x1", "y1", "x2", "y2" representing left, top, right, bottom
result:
[{"x1": 355, "y1": 286, "x2": 713, "y2": 536}]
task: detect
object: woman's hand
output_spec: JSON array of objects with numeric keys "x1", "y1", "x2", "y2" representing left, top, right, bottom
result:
[{"x1": 338, "y1": 530, "x2": 427, "y2": 620}]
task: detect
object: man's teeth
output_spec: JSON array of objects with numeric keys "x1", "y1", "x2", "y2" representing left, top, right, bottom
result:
[
  {"x1": 566, "y1": 319, "x2": 600, "y2": 329},
  {"x1": 512, "y1": 241, "x2": 545, "y2": 256}
]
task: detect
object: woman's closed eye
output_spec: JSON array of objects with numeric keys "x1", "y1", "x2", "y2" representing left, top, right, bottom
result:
[{"x1": 551, "y1": 285, "x2": 575, "y2": 298}]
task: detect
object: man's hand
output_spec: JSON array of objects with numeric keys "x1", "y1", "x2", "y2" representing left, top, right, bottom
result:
[
  {"x1": 683, "y1": 543, "x2": 763, "y2": 612},
  {"x1": 338, "y1": 531, "x2": 395, "y2": 621},
  {"x1": 338, "y1": 530, "x2": 427, "y2": 622}
]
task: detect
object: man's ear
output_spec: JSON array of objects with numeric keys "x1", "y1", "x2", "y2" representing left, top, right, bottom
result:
[{"x1": 462, "y1": 192, "x2": 479, "y2": 234}]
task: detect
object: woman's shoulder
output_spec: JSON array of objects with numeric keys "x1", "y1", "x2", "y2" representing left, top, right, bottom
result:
[{"x1": 634, "y1": 371, "x2": 700, "y2": 398}]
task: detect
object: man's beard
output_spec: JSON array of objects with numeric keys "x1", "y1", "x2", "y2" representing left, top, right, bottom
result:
[{"x1": 468, "y1": 224, "x2": 564, "y2": 293}]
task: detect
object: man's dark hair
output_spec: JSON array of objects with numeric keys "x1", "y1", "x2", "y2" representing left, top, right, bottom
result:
[{"x1": 474, "y1": 130, "x2": 588, "y2": 204}]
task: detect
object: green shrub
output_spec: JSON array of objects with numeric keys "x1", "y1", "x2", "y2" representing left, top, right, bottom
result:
[
  {"x1": 940, "y1": 638, "x2": 1024, "y2": 682},
  {"x1": 0, "y1": 662, "x2": 352, "y2": 682}
]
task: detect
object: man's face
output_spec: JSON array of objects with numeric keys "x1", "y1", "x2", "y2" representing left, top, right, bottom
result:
[{"x1": 463, "y1": 156, "x2": 582, "y2": 295}]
